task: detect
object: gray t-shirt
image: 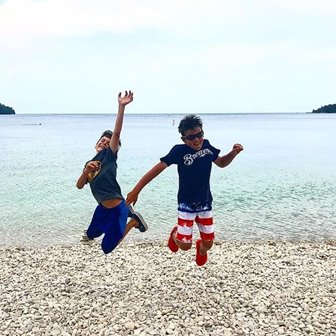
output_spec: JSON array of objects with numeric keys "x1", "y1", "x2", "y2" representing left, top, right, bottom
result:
[{"x1": 86, "y1": 147, "x2": 122, "y2": 203}]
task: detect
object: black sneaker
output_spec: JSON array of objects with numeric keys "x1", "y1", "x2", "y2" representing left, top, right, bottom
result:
[{"x1": 128, "y1": 205, "x2": 148, "y2": 232}]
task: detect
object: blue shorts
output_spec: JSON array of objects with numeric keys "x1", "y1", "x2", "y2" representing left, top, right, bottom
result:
[{"x1": 87, "y1": 200, "x2": 129, "y2": 254}]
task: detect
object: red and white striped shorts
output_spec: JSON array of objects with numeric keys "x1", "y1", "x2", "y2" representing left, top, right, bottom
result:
[{"x1": 176, "y1": 204, "x2": 215, "y2": 243}]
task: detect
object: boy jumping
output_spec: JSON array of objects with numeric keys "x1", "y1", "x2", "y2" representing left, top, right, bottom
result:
[
  {"x1": 126, "y1": 114, "x2": 243, "y2": 266},
  {"x1": 77, "y1": 91, "x2": 147, "y2": 254}
]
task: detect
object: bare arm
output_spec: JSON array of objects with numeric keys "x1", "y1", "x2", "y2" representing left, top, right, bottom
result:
[
  {"x1": 214, "y1": 143, "x2": 244, "y2": 168},
  {"x1": 110, "y1": 90, "x2": 133, "y2": 153},
  {"x1": 126, "y1": 161, "x2": 168, "y2": 205}
]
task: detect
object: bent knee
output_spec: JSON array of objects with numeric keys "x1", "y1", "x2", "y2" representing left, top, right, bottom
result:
[{"x1": 177, "y1": 241, "x2": 192, "y2": 251}]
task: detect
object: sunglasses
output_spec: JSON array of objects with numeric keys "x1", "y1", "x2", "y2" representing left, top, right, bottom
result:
[{"x1": 182, "y1": 130, "x2": 204, "y2": 141}]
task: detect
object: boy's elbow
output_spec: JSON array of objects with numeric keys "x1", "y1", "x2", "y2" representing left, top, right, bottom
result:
[
  {"x1": 222, "y1": 160, "x2": 231, "y2": 168},
  {"x1": 217, "y1": 160, "x2": 228, "y2": 168}
]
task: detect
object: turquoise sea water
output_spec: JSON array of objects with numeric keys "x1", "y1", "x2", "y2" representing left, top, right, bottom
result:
[{"x1": 1, "y1": 113, "x2": 335, "y2": 246}]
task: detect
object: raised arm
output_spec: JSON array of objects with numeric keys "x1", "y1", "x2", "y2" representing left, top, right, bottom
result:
[
  {"x1": 126, "y1": 161, "x2": 168, "y2": 205},
  {"x1": 110, "y1": 90, "x2": 133, "y2": 153},
  {"x1": 214, "y1": 143, "x2": 244, "y2": 168}
]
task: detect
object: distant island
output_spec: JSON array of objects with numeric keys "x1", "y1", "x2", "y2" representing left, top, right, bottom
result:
[
  {"x1": 0, "y1": 102, "x2": 15, "y2": 115},
  {"x1": 312, "y1": 104, "x2": 336, "y2": 113}
]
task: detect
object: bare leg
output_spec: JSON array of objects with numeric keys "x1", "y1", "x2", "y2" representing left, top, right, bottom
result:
[
  {"x1": 123, "y1": 218, "x2": 138, "y2": 237},
  {"x1": 199, "y1": 239, "x2": 213, "y2": 255},
  {"x1": 195, "y1": 239, "x2": 213, "y2": 266},
  {"x1": 117, "y1": 218, "x2": 138, "y2": 245},
  {"x1": 172, "y1": 229, "x2": 192, "y2": 251}
]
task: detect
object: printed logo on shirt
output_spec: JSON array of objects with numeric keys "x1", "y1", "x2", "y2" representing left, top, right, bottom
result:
[{"x1": 183, "y1": 149, "x2": 213, "y2": 166}]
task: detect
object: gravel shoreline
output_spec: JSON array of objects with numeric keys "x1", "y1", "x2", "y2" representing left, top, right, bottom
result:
[{"x1": 1, "y1": 240, "x2": 335, "y2": 336}]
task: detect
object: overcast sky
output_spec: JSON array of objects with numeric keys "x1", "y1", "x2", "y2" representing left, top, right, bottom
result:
[{"x1": 1, "y1": 0, "x2": 335, "y2": 114}]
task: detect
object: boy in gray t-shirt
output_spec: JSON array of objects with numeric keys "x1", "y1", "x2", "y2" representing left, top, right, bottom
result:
[{"x1": 76, "y1": 91, "x2": 147, "y2": 254}]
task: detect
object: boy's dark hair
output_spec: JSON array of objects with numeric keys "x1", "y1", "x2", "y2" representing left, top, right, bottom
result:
[
  {"x1": 178, "y1": 114, "x2": 203, "y2": 135},
  {"x1": 100, "y1": 130, "x2": 113, "y2": 140},
  {"x1": 98, "y1": 130, "x2": 121, "y2": 146}
]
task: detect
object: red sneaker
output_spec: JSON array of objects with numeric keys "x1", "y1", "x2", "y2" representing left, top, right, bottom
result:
[
  {"x1": 195, "y1": 239, "x2": 208, "y2": 266},
  {"x1": 167, "y1": 226, "x2": 179, "y2": 253}
]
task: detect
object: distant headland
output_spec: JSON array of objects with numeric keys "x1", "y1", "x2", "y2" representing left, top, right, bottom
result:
[
  {"x1": 312, "y1": 104, "x2": 336, "y2": 113},
  {"x1": 0, "y1": 102, "x2": 15, "y2": 115}
]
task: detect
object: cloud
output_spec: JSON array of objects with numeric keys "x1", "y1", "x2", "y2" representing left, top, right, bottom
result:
[
  {"x1": 1, "y1": 0, "x2": 336, "y2": 113},
  {"x1": 1, "y1": 0, "x2": 335, "y2": 51},
  {"x1": 0, "y1": 1, "x2": 196, "y2": 39},
  {"x1": 0, "y1": 0, "x2": 254, "y2": 51}
]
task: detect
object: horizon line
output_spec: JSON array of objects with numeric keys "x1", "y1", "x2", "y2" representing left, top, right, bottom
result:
[{"x1": 7, "y1": 111, "x2": 312, "y2": 116}]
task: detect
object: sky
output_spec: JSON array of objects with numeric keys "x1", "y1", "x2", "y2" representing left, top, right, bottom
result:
[{"x1": 0, "y1": 0, "x2": 336, "y2": 114}]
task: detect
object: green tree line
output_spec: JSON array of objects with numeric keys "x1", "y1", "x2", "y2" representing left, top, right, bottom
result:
[
  {"x1": 312, "y1": 104, "x2": 336, "y2": 113},
  {"x1": 0, "y1": 102, "x2": 15, "y2": 114}
]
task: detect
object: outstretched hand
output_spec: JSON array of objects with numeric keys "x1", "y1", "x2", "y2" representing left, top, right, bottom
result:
[
  {"x1": 118, "y1": 90, "x2": 133, "y2": 106},
  {"x1": 233, "y1": 143, "x2": 244, "y2": 154},
  {"x1": 126, "y1": 190, "x2": 138, "y2": 205}
]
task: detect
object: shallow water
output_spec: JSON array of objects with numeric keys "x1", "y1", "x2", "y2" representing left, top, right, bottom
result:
[{"x1": 1, "y1": 113, "x2": 335, "y2": 246}]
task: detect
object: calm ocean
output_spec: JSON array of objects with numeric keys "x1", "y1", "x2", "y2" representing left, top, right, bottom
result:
[{"x1": 1, "y1": 113, "x2": 335, "y2": 246}]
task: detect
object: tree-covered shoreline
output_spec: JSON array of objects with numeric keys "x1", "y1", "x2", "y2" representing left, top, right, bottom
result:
[
  {"x1": 312, "y1": 104, "x2": 336, "y2": 113},
  {"x1": 0, "y1": 102, "x2": 15, "y2": 115}
]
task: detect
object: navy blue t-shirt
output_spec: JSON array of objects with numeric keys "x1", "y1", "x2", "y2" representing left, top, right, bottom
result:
[
  {"x1": 160, "y1": 139, "x2": 220, "y2": 205},
  {"x1": 86, "y1": 147, "x2": 123, "y2": 204}
]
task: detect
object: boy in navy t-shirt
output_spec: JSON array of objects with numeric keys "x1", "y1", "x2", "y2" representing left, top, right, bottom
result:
[
  {"x1": 126, "y1": 114, "x2": 243, "y2": 266},
  {"x1": 76, "y1": 91, "x2": 147, "y2": 254}
]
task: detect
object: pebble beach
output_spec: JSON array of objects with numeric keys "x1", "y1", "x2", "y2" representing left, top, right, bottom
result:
[{"x1": 1, "y1": 240, "x2": 335, "y2": 336}]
